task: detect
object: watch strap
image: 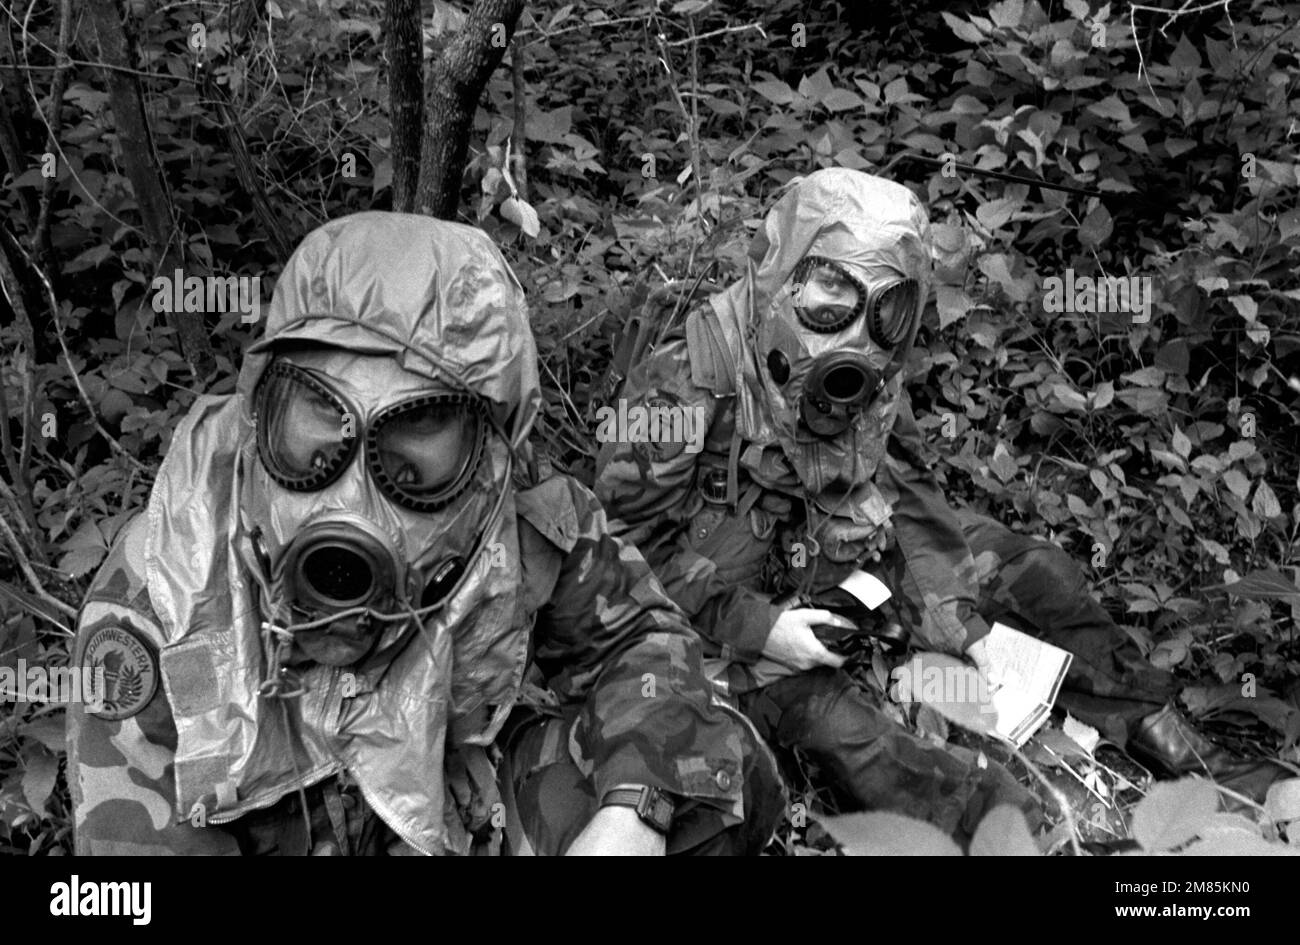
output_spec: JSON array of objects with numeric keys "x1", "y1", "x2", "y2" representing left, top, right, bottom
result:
[{"x1": 600, "y1": 785, "x2": 676, "y2": 833}]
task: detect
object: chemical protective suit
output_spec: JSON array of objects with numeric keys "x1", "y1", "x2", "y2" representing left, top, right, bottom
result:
[{"x1": 68, "y1": 212, "x2": 782, "y2": 856}]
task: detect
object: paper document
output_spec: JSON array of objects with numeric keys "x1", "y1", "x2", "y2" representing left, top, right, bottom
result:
[
  {"x1": 893, "y1": 622, "x2": 1072, "y2": 748},
  {"x1": 984, "y1": 621, "x2": 1073, "y2": 746}
]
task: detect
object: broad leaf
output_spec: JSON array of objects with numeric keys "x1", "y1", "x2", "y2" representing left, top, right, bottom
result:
[
  {"x1": 1210, "y1": 569, "x2": 1300, "y2": 600},
  {"x1": 816, "y1": 811, "x2": 962, "y2": 856},
  {"x1": 970, "y1": 805, "x2": 1040, "y2": 856},
  {"x1": 21, "y1": 745, "x2": 59, "y2": 813},
  {"x1": 1131, "y1": 778, "x2": 1219, "y2": 851},
  {"x1": 1264, "y1": 780, "x2": 1300, "y2": 827}
]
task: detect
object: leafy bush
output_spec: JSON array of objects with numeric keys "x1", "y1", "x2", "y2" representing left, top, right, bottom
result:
[{"x1": 2, "y1": 0, "x2": 1298, "y2": 853}]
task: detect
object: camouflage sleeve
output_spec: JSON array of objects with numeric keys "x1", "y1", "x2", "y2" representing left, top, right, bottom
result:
[
  {"x1": 531, "y1": 476, "x2": 748, "y2": 818},
  {"x1": 593, "y1": 338, "x2": 778, "y2": 664},
  {"x1": 68, "y1": 519, "x2": 240, "y2": 855},
  {"x1": 880, "y1": 392, "x2": 992, "y2": 654}
]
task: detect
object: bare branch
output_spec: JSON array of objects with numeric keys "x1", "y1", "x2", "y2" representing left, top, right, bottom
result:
[
  {"x1": 663, "y1": 23, "x2": 765, "y2": 46},
  {"x1": 1010, "y1": 742, "x2": 1084, "y2": 857},
  {"x1": 33, "y1": 0, "x2": 72, "y2": 271},
  {"x1": 509, "y1": 38, "x2": 527, "y2": 203},
  {"x1": 2, "y1": 229, "x2": 149, "y2": 474},
  {"x1": 0, "y1": 508, "x2": 77, "y2": 620}
]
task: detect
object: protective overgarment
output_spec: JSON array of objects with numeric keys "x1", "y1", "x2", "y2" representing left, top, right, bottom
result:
[{"x1": 67, "y1": 212, "x2": 782, "y2": 855}]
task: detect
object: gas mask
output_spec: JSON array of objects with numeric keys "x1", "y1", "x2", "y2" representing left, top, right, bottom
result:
[
  {"x1": 762, "y1": 255, "x2": 920, "y2": 439},
  {"x1": 243, "y1": 346, "x2": 507, "y2": 670},
  {"x1": 697, "y1": 169, "x2": 932, "y2": 494}
]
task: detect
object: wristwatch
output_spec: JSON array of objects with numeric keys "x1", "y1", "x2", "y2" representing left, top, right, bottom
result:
[{"x1": 599, "y1": 785, "x2": 677, "y2": 834}]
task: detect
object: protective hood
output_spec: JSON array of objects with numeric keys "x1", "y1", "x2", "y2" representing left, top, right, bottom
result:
[
  {"x1": 236, "y1": 212, "x2": 542, "y2": 668},
  {"x1": 741, "y1": 169, "x2": 931, "y2": 339},
  {"x1": 237, "y1": 211, "x2": 541, "y2": 450},
  {"x1": 696, "y1": 169, "x2": 932, "y2": 494}
]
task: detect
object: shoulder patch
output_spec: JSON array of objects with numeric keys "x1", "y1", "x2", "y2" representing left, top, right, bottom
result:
[{"x1": 81, "y1": 624, "x2": 159, "y2": 721}]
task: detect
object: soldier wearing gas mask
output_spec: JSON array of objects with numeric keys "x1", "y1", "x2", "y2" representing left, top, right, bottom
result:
[
  {"x1": 596, "y1": 168, "x2": 1282, "y2": 843},
  {"x1": 68, "y1": 212, "x2": 783, "y2": 856}
]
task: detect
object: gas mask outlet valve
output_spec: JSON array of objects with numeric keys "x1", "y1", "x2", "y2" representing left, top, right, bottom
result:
[
  {"x1": 799, "y1": 352, "x2": 882, "y2": 438},
  {"x1": 281, "y1": 521, "x2": 399, "y2": 614}
]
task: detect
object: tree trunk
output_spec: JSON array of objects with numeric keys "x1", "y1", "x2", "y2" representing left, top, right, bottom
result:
[
  {"x1": 85, "y1": 0, "x2": 214, "y2": 379},
  {"x1": 0, "y1": 32, "x2": 40, "y2": 231},
  {"x1": 414, "y1": 0, "x2": 526, "y2": 219},
  {"x1": 385, "y1": 0, "x2": 424, "y2": 212}
]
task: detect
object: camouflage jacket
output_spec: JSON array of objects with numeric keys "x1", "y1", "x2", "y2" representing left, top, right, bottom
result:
[
  {"x1": 594, "y1": 334, "x2": 992, "y2": 694},
  {"x1": 69, "y1": 401, "x2": 749, "y2": 855}
]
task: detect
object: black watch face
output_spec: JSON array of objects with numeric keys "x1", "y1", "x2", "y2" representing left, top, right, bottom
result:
[{"x1": 647, "y1": 793, "x2": 675, "y2": 831}]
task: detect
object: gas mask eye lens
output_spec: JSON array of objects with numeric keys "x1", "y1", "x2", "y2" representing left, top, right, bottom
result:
[
  {"x1": 791, "y1": 257, "x2": 865, "y2": 334},
  {"x1": 376, "y1": 406, "x2": 471, "y2": 492},
  {"x1": 366, "y1": 393, "x2": 487, "y2": 512},
  {"x1": 868, "y1": 279, "x2": 919, "y2": 346},
  {"x1": 256, "y1": 360, "x2": 358, "y2": 491}
]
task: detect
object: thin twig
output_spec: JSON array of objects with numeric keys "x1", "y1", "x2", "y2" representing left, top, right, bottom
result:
[
  {"x1": 1127, "y1": 1, "x2": 1236, "y2": 109},
  {"x1": 33, "y1": 0, "x2": 71, "y2": 269},
  {"x1": 16, "y1": 0, "x2": 139, "y2": 235},
  {"x1": 0, "y1": 579, "x2": 72, "y2": 636},
  {"x1": 652, "y1": 27, "x2": 702, "y2": 206},
  {"x1": 519, "y1": 13, "x2": 647, "y2": 48},
  {"x1": 0, "y1": 459, "x2": 42, "y2": 576},
  {"x1": 0, "y1": 239, "x2": 40, "y2": 532},
  {"x1": 662, "y1": 23, "x2": 765, "y2": 46},
  {"x1": 1209, "y1": 780, "x2": 1267, "y2": 812},
  {"x1": 3, "y1": 229, "x2": 149, "y2": 474},
  {"x1": 688, "y1": 15, "x2": 701, "y2": 202},
  {"x1": 0, "y1": 509, "x2": 77, "y2": 619},
  {"x1": 0, "y1": 360, "x2": 37, "y2": 541},
  {"x1": 509, "y1": 38, "x2": 527, "y2": 203},
  {"x1": 1010, "y1": 742, "x2": 1085, "y2": 856}
]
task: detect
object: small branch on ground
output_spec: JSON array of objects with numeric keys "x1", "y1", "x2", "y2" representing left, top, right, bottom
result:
[{"x1": 1011, "y1": 742, "x2": 1085, "y2": 856}]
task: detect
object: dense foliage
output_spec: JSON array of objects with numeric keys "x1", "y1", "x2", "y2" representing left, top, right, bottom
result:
[{"x1": 1, "y1": 0, "x2": 1298, "y2": 854}]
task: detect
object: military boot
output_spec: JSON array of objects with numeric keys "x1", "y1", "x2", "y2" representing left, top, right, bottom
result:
[{"x1": 1128, "y1": 702, "x2": 1288, "y2": 802}]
